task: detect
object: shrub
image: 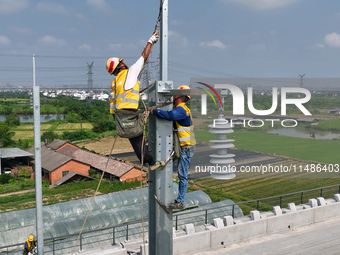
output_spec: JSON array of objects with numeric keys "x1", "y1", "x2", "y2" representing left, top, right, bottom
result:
[
  {"x1": 41, "y1": 131, "x2": 59, "y2": 143},
  {"x1": 89, "y1": 169, "x2": 96, "y2": 177},
  {"x1": 92, "y1": 119, "x2": 115, "y2": 133},
  {"x1": 0, "y1": 174, "x2": 13, "y2": 184},
  {"x1": 62, "y1": 130, "x2": 93, "y2": 141}
]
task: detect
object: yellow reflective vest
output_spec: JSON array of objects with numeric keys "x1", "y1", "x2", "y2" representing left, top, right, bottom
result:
[
  {"x1": 175, "y1": 103, "x2": 196, "y2": 147},
  {"x1": 23, "y1": 239, "x2": 33, "y2": 251},
  {"x1": 110, "y1": 69, "x2": 140, "y2": 114}
]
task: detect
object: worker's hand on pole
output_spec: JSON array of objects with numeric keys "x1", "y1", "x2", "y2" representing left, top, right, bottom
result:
[
  {"x1": 148, "y1": 34, "x2": 159, "y2": 45},
  {"x1": 148, "y1": 24, "x2": 159, "y2": 45}
]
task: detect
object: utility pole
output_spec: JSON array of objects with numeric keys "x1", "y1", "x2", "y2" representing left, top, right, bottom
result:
[
  {"x1": 33, "y1": 54, "x2": 44, "y2": 254},
  {"x1": 87, "y1": 62, "x2": 94, "y2": 90},
  {"x1": 299, "y1": 73, "x2": 305, "y2": 88},
  {"x1": 148, "y1": 0, "x2": 173, "y2": 255}
]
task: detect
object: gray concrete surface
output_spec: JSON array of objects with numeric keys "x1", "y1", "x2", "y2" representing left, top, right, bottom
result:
[{"x1": 190, "y1": 216, "x2": 340, "y2": 255}]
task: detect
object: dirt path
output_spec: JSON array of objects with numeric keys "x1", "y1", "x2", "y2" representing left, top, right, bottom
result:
[{"x1": 0, "y1": 189, "x2": 35, "y2": 197}]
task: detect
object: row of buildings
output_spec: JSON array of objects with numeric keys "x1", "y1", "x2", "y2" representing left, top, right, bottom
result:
[
  {"x1": 0, "y1": 139, "x2": 144, "y2": 187},
  {"x1": 42, "y1": 90, "x2": 110, "y2": 101}
]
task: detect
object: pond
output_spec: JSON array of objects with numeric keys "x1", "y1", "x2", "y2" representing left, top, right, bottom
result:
[
  {"x1": 0, "y1": 114, "x2": 64, "y2": 123},
  {"x1": 267, "y1": 128, "x2": 340, "y2": 140}
]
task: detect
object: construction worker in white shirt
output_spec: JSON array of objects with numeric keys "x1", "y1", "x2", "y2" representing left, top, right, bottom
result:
[{"x1": 106, "y1": 32, "x2": 164, "y2": 171}]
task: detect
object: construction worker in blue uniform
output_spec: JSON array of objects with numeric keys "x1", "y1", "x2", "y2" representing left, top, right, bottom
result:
[
  {"x1": 106, "y1": 32, "x2": 164, "y2": 171},
  {"x1": 151, "y1": 85, "x2": 196, "y2": 209}
]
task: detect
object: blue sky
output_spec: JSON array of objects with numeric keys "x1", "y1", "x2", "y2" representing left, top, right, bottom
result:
[{"x1": 1, "y1": 0, "x2": 340, "y2": 88}]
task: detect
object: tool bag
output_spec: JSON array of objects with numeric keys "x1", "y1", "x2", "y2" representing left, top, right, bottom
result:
[
  {"x1": 114, "y1": 109, "x2": 145, "y2": 139},
  {"x1": 173, "y1": 130, "x2": 181, "y2": 160},
  {"x1": 113, "y1": 82, "x2": 145, "y2": 139},
  {"x1": 173, "y1": 121, "x2": 181, "y2": 159}
]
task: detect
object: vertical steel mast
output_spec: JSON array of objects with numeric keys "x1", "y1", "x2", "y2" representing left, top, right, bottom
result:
[
  {"x1": 148, "y1": 0, "x2": 173, "y2": 254},
  {"x1": 33, "y1": 54, "x2": 44, "y2": 254}
]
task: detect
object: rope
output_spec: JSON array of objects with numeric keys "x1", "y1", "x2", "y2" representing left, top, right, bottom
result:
[
  {"x1": 71, "y1": 2, "x2": 167, "y2": 253},
  {"x1": 140, "y1": 81, "x2": 156, "y2": 94},
  {"x1": 140, "y1": 98, "x2": 149, "y2": 255},
  {"x1": 70, "y1": 103, "x2": 157, "y2": 254},
  {"x1": 71, "y1": 135, "x2": 118, "y2": 255}
]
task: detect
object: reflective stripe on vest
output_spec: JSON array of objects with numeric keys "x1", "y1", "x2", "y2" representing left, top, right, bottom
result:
[
  {"x1": 178, "y1": 134, "x2": 196, "y2": 142},
  {"x1": 110, "y1": 69, "x2": 139, "y2": 114},
  {"x1": 175, "y1": 103, "x2": 196, "y2": 147},
  {"x1": 177, "y1": 126, "x2": 194, "y2": 132}
]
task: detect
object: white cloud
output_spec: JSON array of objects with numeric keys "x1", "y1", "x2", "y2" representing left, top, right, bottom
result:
[
  {"x1": 79, "y1": 44, "x2": 91, "y2": 51},
  {"x1": 199, "y1": 40, "x2": 227, "y2": 50},
  {"x1": 248, "y1": 43, "x2": 266, "y2": 52},
  {"x1": 316, "y1": 44, "x2": 325, "y2": 49},
  {"x1": 168, "y1": 31, "x2": 189, "y2": 47},
  {"x1": 269, "y1": 29, "x2": 277, "y2": 36},
  {"x1": 223, "y1": 0, "x2": 300, "y2": 10},
  {"x1": 36, "y1": 2, "x2": 69, "y2": 15},
  {"x1": 0, "y1": 35, "x2": 10, "y2": 45},
  {"x1": 8, "y1": 26, "x2": 33, "y2": 35},
  {"x1": 324, "y1": 32, "x2": 340, "y2": 48},
  {"x1": 86, "y1": 0, "x2": 109, "y2": 11},
  {"x1": 36, "y1": 3, "x2": 87, "y2": 23},
  {"x1": 109, "y1": 43, "x2": 122, "y2": 51},
  {"x1": 39, "y1": 35, "x2": 65, "y2": 46},
  {"x1": 75, "y1": 13, "x2": 88, "y2": 22},
  {"x1": 0, "y1": 0, "x2": 29, "y2": 14}
]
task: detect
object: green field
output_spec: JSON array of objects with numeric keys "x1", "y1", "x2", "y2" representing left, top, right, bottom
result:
[
  {"x1": 316, "y1": 119, "x2": 340, "y2": 132},
  {"x1": 195, "y1": 126, "x2": 340, "y2": 164},
  {"x1": 12, "y1": 122, "x2": 93, "y2": 140},
  {"x1": 191, "y1": 118, "x2": 340, "y2": 213},
  {"x1": 2, "y1": 114, "x2": 340, "y2": 215}
]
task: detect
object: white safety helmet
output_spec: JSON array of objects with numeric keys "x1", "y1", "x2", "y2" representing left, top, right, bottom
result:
[{"x1": 106, "y1": 57, "x2": 124, "y2": 75}]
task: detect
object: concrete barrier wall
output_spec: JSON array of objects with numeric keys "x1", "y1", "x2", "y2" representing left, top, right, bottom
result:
[
  {"x1": 70, "y1": 195, "x2": 340, "y2": 255},
  {"x1": 169, "y1": 194, "x2": 340, "y2": 255}
]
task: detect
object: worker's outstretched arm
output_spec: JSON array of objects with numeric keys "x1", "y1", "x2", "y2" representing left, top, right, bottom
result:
[{"x1": 142, "y1": 33, "x2": 159, "y2": 61}]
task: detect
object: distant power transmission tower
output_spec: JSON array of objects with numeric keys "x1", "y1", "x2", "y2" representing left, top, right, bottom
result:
[
  {"x1": 299, "y1": 73, "x2": 305, "y2": 88},
  {"x1": 87, "y1": 62, "x2": 94, "y2": 90},
  {"x1": 141, "y1": 59, "x2": 155, "y2": 89}
]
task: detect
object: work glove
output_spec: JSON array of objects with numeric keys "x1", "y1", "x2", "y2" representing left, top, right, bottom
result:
[
  {"x1": 148, "y1": 24, "x2": 160, "y2": 45},
  {"x1": 148, "y1": 34, "x2": 159, "y2": 45}
]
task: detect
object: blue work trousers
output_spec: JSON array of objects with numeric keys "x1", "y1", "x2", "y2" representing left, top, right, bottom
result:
[{"x1": 177, "y1": 145, "x2": 196, "y2": 202}]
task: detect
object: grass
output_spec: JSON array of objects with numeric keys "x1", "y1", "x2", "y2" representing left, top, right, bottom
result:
[
  {"x1": 188, "y1": 117, "x2": 340, "y2": 213},
  {"x1": 232, "y1": 131, "x2": 340, "y2": 164},
  {"x1": 195, "y1": 128, "x2": 340, "y2": 164},
  {"x1": 3, "y1": 115, "x2": 340, "y2": 215},
  {"x1": 189, "y1": 177, "x2": 340, "y2": 214},
  {"x1": 56, "y1": 123, "x2": 93, "y2": 130},
  {"x1": 316, "y1": 119, "x2": 340, "y2": 132},
  {"x1": 11, "y1": 121, "x2": 93, "y2": 140}
]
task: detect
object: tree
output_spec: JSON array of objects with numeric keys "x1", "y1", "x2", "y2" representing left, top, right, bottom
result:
[
  {"x1": 92, "y1": 118, "x2": 115, "y2": 133},
  {"x1": 5, "y1": 113, "x2": 20, "y2": 127},
  {"x1": 41, "y1": 131, "x2": 59, "y2": 143},
  {"x1": 0, "y1": 122, "x2": 15, "y2": 147},
  {"x1": 62, "y1": 130, "x2": 92, "y2": 141},
  {"x1": 65, "y1": 112, "x2": 81, "y2": 123}
]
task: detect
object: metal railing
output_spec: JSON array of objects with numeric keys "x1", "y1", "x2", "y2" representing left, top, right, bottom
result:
[{"x1": 1, "y1": 184, "x2": 339, "y2": 255}]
